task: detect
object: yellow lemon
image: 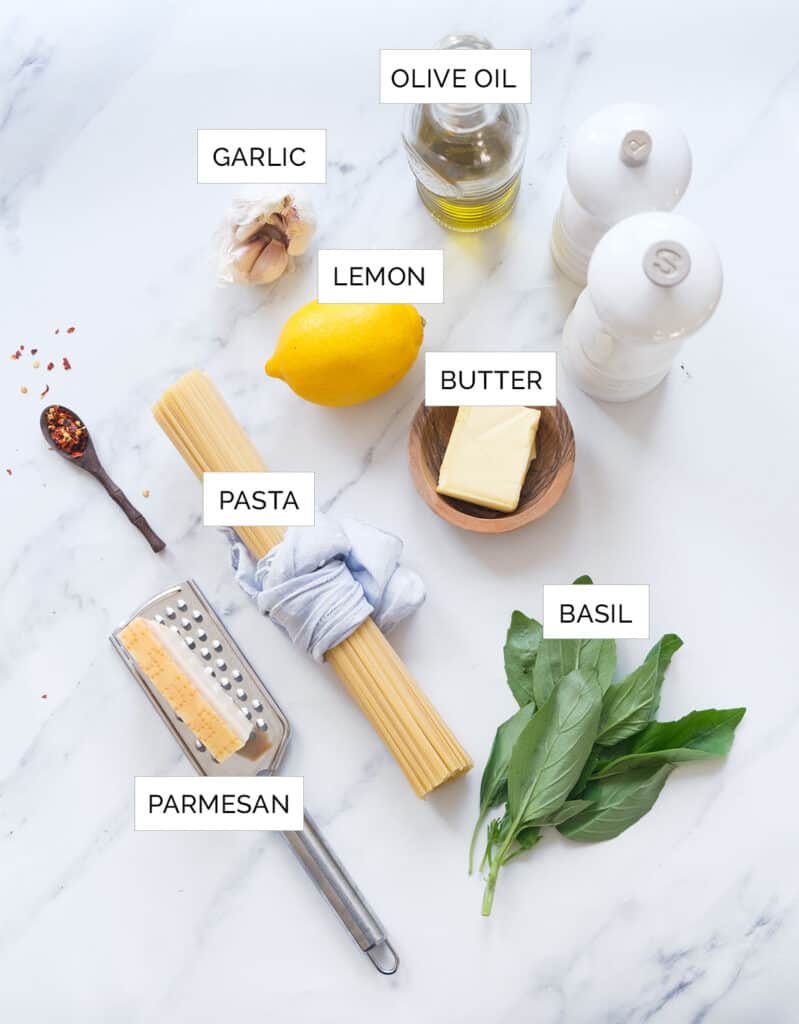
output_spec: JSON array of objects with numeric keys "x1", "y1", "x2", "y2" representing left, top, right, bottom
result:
[{"x1": 265, "y1": 301, "x2": 424, "y2": 406}]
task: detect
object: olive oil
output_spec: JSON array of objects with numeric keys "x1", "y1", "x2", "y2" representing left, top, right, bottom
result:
[
  {"x1": 402, "y1": 35, "x2": 529, "y2": 232},
  {"x1": 416, "y1": 173, "x2": 522, "y2": 232}
]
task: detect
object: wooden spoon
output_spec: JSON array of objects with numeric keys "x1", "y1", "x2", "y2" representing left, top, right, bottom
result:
[{"x1": 40, "y1": 404, "x2": 166, "y2": 553}]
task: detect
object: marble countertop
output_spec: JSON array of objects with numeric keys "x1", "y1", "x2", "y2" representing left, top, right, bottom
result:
[{"x1": 2, "y1": 1, "x2": 797, "y2": 1020}]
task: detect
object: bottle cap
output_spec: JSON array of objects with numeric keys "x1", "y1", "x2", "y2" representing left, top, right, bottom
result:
[
  {"x1": 567, "y1": 103, "x2": 692, "y2": 223},
  {"x1": 588, "y1": 212, "x2": 722, "y2": 340}
]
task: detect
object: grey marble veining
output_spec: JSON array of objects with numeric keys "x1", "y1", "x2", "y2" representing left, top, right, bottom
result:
[{"x1": 1, "y1": 0, "x2": 797, "y2": 1020}]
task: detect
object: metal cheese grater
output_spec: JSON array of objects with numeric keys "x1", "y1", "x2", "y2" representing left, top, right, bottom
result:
[{"x1": 110, "y1": 579, "x2": 398, "y2": 975}]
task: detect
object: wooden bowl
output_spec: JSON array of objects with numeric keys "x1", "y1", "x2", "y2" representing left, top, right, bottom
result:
[{"x1": 408, "y1": 403, "x2": 576, "y2": 534}]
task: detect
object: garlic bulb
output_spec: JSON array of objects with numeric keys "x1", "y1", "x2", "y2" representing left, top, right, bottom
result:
[{"x1": 217, "y1": 194, "x2": 315, "y2": 286}]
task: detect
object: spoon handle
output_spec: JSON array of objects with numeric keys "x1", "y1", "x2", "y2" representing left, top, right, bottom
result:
[{"x1": 93, "y1": 466, "x2": 166, "y2": 553}]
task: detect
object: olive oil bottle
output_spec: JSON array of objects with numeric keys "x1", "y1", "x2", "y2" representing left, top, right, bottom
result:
[{"x1": 402, "y1": 35, "x2": 529, "y2": 232}]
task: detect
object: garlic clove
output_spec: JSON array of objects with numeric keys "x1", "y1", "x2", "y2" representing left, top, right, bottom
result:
[
  {"x1": 286, "y1": 217, "x2": 314, "y2": 256},
  {"x1": 231, "y1": 240, "x2": 266, "y2": 279},
  {"x1": 249, "y1": 240, "x2": 289, "y2": 284}
]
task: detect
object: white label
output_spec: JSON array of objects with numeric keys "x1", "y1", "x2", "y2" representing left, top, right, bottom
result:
[
  {"x1": 543, "y1": 585, "x2": 650, "y2": 639},
  {"x1": 203, "y1": 472, "x2": 315, "y2": 527},
  {"x1": 135, "y1": 777, "x2": 303, "y2": 831},
  {"x1": 318, "y1": 249, "x2": 443, "y2": 303},
  {"x1": 425, "y1": 352, "x2": 557, "y2": 406},
  {"x1": 197, "y1": 130, "x2": 326, "y2": 183},
  {"x1": 380, "y1": 49, "x2": 532, "y2": 103}
]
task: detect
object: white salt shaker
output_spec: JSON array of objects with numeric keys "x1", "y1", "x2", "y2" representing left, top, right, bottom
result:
[
  {"x1": 560, "y1": 211, "x2": 723, "y2": 402},
  {"x1": 551, "y1": 103, "x2": 692, "y2": 286}
]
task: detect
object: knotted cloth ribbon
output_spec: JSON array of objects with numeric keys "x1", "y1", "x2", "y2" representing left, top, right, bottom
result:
[{"x1": 225, "y1": 514, "x2": 425, "y2": 662}]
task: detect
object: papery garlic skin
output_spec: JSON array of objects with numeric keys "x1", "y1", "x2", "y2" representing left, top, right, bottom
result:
[{"x1": 217, "y1": 194, "x2": 315, "y2": 286}]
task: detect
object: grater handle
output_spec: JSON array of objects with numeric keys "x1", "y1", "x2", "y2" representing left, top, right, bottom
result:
[{"x1": 282, "y1": 812, "x2": 398, "y2": 975}]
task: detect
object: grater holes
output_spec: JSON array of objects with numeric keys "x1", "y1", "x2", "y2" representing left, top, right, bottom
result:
[
  {"x1": 155, "y1": 614, "x2": 165, "y2": 625},
  {"x1": 195, "y1": 740, "x2": 205, "y2": 752},
  {"x1": 165, "y1": 606, "x2": 176, "y2": 619},
  {"x1": 180, "y1": 617, "x2": 191, "y2": 629},
  {"x1": 177, "y1": 599, "x2": 187, "y2": 611},
  {"x1": 220, "y1": 678, "x2": 231, "y2": 690},
  {"x1": 232, "y1": 669, "x2": 243, "y2": 682},
  {"x1": 256, "y1": 718, "x2": 267, "y2": 731},
  {"x1": 200, "y1": 648, "x2": 211, "y2": 660},
  {"x1": 212, "y1": 639, "x2": 222, "y2": 652},
  {"x1": 241, "y1": 707, "x2": 252, "y2": 720},
  {"x1": 204, "y1": 666, "x2": 216, "y2": 678},
  {"x1": 196, "y1": 629, "x2": 207, "y2": 641},
  {"x1": 192, "y1": 610, "x2": 202, "y2": 622},
  {"x1": 215, "y1": 659, "x2": 227, "y2": 670},
  {"x1": 252, "y1": 699, "x2": 263, "y2": 712},
  {"x1": 184, "y1": 637, "x2": 196, "y2": 650},
  {"x1": 235, "y1": 688, "x2": 246, "y2": 700}
]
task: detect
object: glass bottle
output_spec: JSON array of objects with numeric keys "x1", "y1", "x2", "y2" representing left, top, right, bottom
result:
[{"x1": 402, "y1": 34, "x2": 529, "y2": 232}]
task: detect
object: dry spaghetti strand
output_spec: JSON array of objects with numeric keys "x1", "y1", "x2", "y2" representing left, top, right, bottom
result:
[{"x1": 153, "y1": 370, "x2": 472, "y2": 797}]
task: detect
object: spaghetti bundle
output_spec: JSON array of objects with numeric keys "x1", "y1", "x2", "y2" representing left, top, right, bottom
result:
[{"x1": 154, "y1": 370, "x2": 472, "y2": 796}]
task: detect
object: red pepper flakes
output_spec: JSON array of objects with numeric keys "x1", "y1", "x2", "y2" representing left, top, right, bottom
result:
[
  {"x1": 20, "y1": 345, "x2": 25, "y2": 350},
  {"x1": 67, "y1": 326, "x2": 76, "y2": 334},
  {"x1": 40, "y1": 384, "x2": 50, "y2": 399},
  {"x1": 46, "y1": 361, "x2": 55, "y2": 371},
  {"x1": 54, "y1": 328, "x2": 60, "y2": 334},
  {"x1": 41, "y1": 693, "x2": 48, "y2": 699},
  {"x1": 62, "y1": 357, "x2": 72, "y2": 370},
  {"x1": 5, "y1": 469, "x2": 11, "y2": 476},
  {"x1": 44, "y1": 405, "x2": 88, "y2": 457},
  {"x1": 10, "y1": 349, "x2": 22, "y2": 360},
  {"x1": 31, "y1": 348, "x2": 38, "y2": 356}
]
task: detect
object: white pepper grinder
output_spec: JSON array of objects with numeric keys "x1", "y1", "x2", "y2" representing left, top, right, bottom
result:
[
  {"x1": 551, "y1": 103, "x2": 692, "y2": 286},
  {"x1": 560, "y1": 211, "x2": 723, "y2": 402}
]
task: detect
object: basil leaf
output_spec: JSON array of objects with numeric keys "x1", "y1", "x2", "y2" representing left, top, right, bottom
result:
[
  {"x1": 478, "y1": 703, "x2": 537, "y2": 813},
  {"x1": 508, "y1": 670, "x2": 602, "y2": 826},
  {"x1": 531, "y1": 638, "x2": 580, "y2": 706},
  {"x1": 597, "y1": 634, "x2": 683, "y2": 745},
  {"x1": 570, "y1": 747, "x2": 601, "y2": 797},
  {"x1": 514, "y1": 826, "x2": 542, "y2": 850},
  {"x1": 558, "y1": 764, "x2": 673, "y2": 842},
  {"x1": 527, "y1": 799, "x2": 593, "y2": 828},
  {"x1": 469, "y1": 702, "x2": 537, "y2": 872},
  {"x1": 503, "y1": 611, "x2": 542, "y2": 706},
  {"x1": 570, "y1": 577, "x2": 617, "y2": 691},
  {"x1": 591, "y1": 707, "x2": 746, "y2": 778},
  {"x1": 502, "y1": 826, "x2": 542, "y2": 865},
  {"x1": 579, "y1": 638, "x2": 617, "y2": 693}
]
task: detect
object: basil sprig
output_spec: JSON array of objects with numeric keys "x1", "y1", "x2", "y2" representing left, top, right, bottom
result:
[{"x1": 471, "y1": 576, "x2": 746, "y2": 915}]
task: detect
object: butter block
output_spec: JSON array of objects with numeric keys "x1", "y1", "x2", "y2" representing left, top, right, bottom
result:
[
  {"x1": 436, "y1": 406, "x2": 541, "y2": 513},
  {"x1": 119, "y1": 617, "x2": 252, "y2": 762}
]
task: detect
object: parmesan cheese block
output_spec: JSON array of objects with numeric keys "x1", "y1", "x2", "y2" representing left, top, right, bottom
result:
[
  {"x1": 119, "y1": 617, "x2": 252, "y2": 762},
  {"x1": 436, "y1": 406, "x2": 541, "y2": 513}
]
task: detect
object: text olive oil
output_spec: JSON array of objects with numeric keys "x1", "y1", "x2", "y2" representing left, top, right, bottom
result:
[{"x1": 402, "y1": 35, "x2": 529, "y2": 232}]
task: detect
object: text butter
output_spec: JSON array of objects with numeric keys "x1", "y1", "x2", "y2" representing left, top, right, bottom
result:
[
  {"x1": 543, "y1": 585, "x2": 650, "y2": 640},
  {"x1": 203, "y1": 472, "x2": 315, "y2": 527},
  {"x1": 425, "y1": 352, "x2": 557, "y2": 406},
  {"x1": 197, "y1": 130, "x2": 326, "y2": 183},
  {"x1": 318, "y1": 249, "x2": 443, "y2": 303},
  {"x1": 380, "y1": 50, "x2": 532, "y2": 103}
]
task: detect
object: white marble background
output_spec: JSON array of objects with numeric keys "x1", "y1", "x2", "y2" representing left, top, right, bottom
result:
[{"x1": 1, "y1": 0, "x2": 797, "y2": 1020}]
